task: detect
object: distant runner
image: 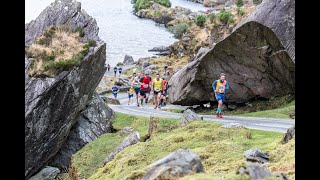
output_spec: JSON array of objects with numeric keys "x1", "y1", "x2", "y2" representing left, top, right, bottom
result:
[
  {"x1": 107, "y1": 64, "x2": 110, "y2": 72},
  {"x1": 132, "y1": 72, "x2": 142, "y2": 106},
  {"x1": 118, "y1": 67, "x2": 123, "y2": 77},
  {"x1": 212, "y1": 73, "x2": 229, "y2": 118},
  {"x1": 127, "y1": 86, "x2": 135, "y2": 105},
  {"x1": 160, "y1": 77, "x2": 168, "y2": 107},
  {"x1": 111, "y1": 82, "x2": 120, "y2": 100},
  {"x1": 151, "y1": 73, "x2": 163, "y2": 109},
  {"x1": 139, "y1": 72, "x2": 152, "y2": 107},
  {"x1": 113, "y1": 66, "x2": 117, "y2": 77}
]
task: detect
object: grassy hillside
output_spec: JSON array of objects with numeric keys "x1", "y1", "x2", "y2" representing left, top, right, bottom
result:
[{"x1": 68, "y1": 112, "x2": 294, "y2": 180}]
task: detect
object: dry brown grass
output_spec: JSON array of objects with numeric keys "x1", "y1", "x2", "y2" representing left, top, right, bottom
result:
[{"x1": 27, "y1": 25, "x2": 86, "y2": 77}]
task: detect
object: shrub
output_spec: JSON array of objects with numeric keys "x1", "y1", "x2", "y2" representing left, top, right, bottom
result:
[
  {"x1": 236, "y1": 0, "x2": 244, "y2": 7},
  {"x1": 153, "y1": 10, "x2": 161, "y2": 17},
  {"x1": 154, "y1": 0, "x2": 171, "y2": 7},
  {"x1": 194, "y1": 14, "x2": 207, "y2": 27},
  {"x1": 88, "y1": 39, "x2": 96, "y2": 47},
  {"x1": 218, "y1": 9, "x2": 235, "y2": 24},
  {"x1": 237, "y1": 7, "x2": 245, "y2": 16},
  {"x1": 75, "y1": 27, "x2": 85, "y2": 37},
  {"x1": 134, "y1": 0, "x2": 150, "y2": 12},
  {"x1": 168, "y1": 23, "x2": 188, "y2": 39},
  {"x1": 208, "y1": 13, "x2": 216, "y2": 23}
]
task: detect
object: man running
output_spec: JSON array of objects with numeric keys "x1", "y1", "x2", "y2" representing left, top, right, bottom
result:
[
  {"x1": 111, "y1": 82, "x2": 120, "y2": 100},
  {"x1": 160, "y1": 77, "x2": 168, "y2": 107},
  {"x1": 212, "y1": 73, "x2": 229, "y2": 118},
  {"x1": 151, "y1": 73, "x2": 163, "y2": 109},
  {"x1": 139, "y1": 72, "x2": 152, "y2": 107},
  {"x1": 113, "y1": 66, "x2": 117, "y2": 77},
  {"x1": 118, "y1": 66, "x2": 123, "y2": 77},
  {"x1": 107, "y1": 64, "x2": 110, "y2": 71},
  {"x1": 132, "y1": 72, "x2": 142, "y2": 106}
]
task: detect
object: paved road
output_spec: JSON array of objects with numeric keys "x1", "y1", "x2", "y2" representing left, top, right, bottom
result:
[{"x1": 105, "y1": 93, "x2": 295, "y2": 133}]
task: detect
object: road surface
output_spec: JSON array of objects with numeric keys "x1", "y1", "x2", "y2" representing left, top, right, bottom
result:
[{"x1": 105, "y1": 93, "x2": 295, "y2": 133}]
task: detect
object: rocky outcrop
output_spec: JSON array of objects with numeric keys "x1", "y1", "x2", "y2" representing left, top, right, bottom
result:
[
  {"x1": 282, "y1": 125, "x2": 295, "y2": 144},
  {"x1": 29, "y1": 166, "x2": 60, "y2": 180},
  {"x1": 48, "y1": 93, "x2": 115, "y2": 170},
  {"x1": 168, "y1": 0, "x2": 295, "y2": 105},
  {"x1": 238, "y1": 162, "x2": 273, "y2": 180},
  {"x1": 123, "y1": 55, "x2": 134, "y2": 65},
  {"x1": 180, "y1": 109, "x2": 201, "y2": 125},
  {"x1": 119, "y1": 127, "x2": 134, "y2": 136},
  {"x1": 244, "y1": 148, "x2": 269, "y2": 164},
  {"x1": 25, "y1": 0, "x2": 100, "y2": 46},
  {"x1": 25, "y1": 0, "x2": 106, "y2": 178},
  {"x1": 103, "y1": 131, "x2": 140, "y2": 165},
  {"x1": 141, "y1": 149, "x2": 204, "y2": 179}
]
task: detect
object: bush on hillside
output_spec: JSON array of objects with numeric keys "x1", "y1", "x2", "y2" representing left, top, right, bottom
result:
[
  {"x1": 154, "y1": 0, "x2": 171, "y2": 7},
  {"x1": 208, "y1": 13, "x2": 216, "y2": 23},
  {"x1": 168, "y1": 23, "x2": 188, "y2": 38},
  {"x1": 194, "y1": 14, "x2": 207, "y2": 27},
  {"x1": 134, "y1": 0, "x2": 150, "y2": 12},
  {"x1": 218, "y1": 9, "x2": 235, "y2": 24},
  {"x1": 236, "y1": 0, "x2": 244, "y2": 7},
  {"x1": 237, "y1": 7, "x2": 245, "y2": 16}
]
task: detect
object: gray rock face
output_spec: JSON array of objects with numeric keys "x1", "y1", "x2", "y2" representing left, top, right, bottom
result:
[
  {"x1": 142, "y1": 61, "x2": 151, "y2": 69},
  {"x1": 103, "y1": 131, "x2": 140, "y2": 165},
  {"x1": 101, "y1": 96, "x2": 121, "y2": 105},
  {"x1": 144, "y1": 65, "x2": 159, "y2": 71},
  {"x1": 244, "y1": 148, "x2": 269, "y2": 163},
  {"x1": 168, "y1": 0, "x2": 295, "y2": 105},
  {"x1": 238, "y1": 162, "x2": 273, "y2": 180},
  {"x1": 123, "y1": 55, "x2": 134, "y2": 65},
  {"x1": 180, "y1": 109, "x2": 201, "y2": 125},
  {"x1": 119, "y1": 127, "x2": 134, "y2": 136},
  {"x1": 48, "y1": 93, "x2": 115, "y2": 170},
  {"x1": 25, "y1": 0, "x2": 106, "y2": 178},
  {"x1": 148, "y1": 45, "x2": 170, "y2": 52},
  {"x1": 142, "y1": 149, "x2": 204, "y2": 180},
  {"x1": 282, "y1": 125, "x2": 295, "y2": 144},
  {"x1": 28, "y1": 166, "x2": 60, "y2": 180},
  {"x1": 25, "y1": 0, "x2": 100, "y2": 46}
]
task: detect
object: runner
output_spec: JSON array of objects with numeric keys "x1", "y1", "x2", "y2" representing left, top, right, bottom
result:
[
  {"x1": 212, "y1": 73, "x2": 229, "y2": 118},
  {"x1": 127, "y1": 86, "x2": 135, "y2": 105},
  {"x1": 111, "y1": 82, "x2": 120, "y2": 100},
  {"x1": 139, "y1": 72, "x2": 152, "y2": 107},
  {"x1": 160, "y1": 77, "x2": 168, "y2": 107},
  {"x1": 132, "y1": 72, "x2": 142, "y2": 106},
  {"x1": 118, "y1": 66, "x2": 123, "y2": 77},
  {"x1": 113, "y1": 66, "x2": 117, "y2": 77},
  {"x1": 151, "y1": 73, "x2": 163, "y2": 109},
  {"x1": 107, "y1": 64, "x2": 110, "y2": 72}
]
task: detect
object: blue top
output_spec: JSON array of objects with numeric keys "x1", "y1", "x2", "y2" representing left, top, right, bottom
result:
[
  {"x1": 212, "y1": 80, "x2": 229, "y2": 94},
  {"x1": 111, "y1": 86, "x2": 119, "y2": 92},
  {"x1": 118, "y1": 67, "x2": 122, "y2": 71}
]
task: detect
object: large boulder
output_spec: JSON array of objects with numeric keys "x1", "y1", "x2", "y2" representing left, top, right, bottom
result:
[
  {"x1": 25, "y1": 0, "x2": 100, "y2": 46},
  {"x1": 180, "y1": 109, "x2": 201, "y2": 125},
  {"x1": 282, "y1": 125, "x2": 295, "y2": 144},
  {"x1": 244, "y1": 148, "x2": 269, "y2": 164},
  {"x1": 168, "y1": 0, "x2": 295, "y2": 105},
  {"x1": 238, "y1": 162, "x2": 273, "y2": 180},
  {"x1": 123, "y1": 55, "x2": 134, "y2": 65},
  {"x1": 48, "y1": 93, "x2": 115, "y2": 170},
  {"x1": 141, "y1": 149, "x2": 204, "y2": 179},
  {"x1": 103, "y1": 131, "x2": 140, "y2": 165},
  {"x1": 25, "y1": 0, "x2": 106, "y2": 178},
  {"x1": 28, "y1": 166, "x2": 60, "y2": 180}
]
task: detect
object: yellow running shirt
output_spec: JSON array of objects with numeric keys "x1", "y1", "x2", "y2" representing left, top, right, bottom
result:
[{"x1": 153, "y1": 78, "x2": 163, "y2": 92}]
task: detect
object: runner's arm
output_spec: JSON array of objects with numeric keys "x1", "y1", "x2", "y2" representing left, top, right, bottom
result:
[
  {"x1": 212, "y1": 80, "x2": 217, "y2": 92},
  {"x1": 225, "y1": 81, "x2": 229, "y2": 90}
]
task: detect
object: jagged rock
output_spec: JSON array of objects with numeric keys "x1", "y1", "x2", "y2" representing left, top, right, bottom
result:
[
  {"x1": 141, "y1": 149, "x2": 204, "y2": 180},
  {"x1": 102, "y1": 96, "x2": 121, "y2": 105},
  {"x1": 282, "y1": 125, "x2": 295, "y2": 144},
  {"x1": 48, "y1": 93, "x2": 115, "y2": 170},
  {"x1": 142, "y1": 61, "x2": 151, "y2": 69},
  {"x1": 144, "y1": 65, "x2": 159, "y2": 71},
  {"x1": 182, "y1": 36, "x2": 191, "y2": 43},
  {"x1": 168, "y1": 0, "x2": 295, "y2": 105},
  {"x1": 28, "y1": 166, "x2": 60, "y2": 180},
  {"x1": 244, "y1": 148, "x2": 269, "y2": 164},
  {"x1": 119, "y1": 127, "x2": 134, "y2": 136},
  {"x1": 155, "y1": 51, "x2": 171, "y2": 56},
  {"x1": 103, "y1": 131, "x2": 140, "y2": 165},
  {"x1": 137, "y1": 57, "x2": 151, "y2": 66},
  {"x1": 238, "y1": 162, "x2": 273, "y2": 180},
  {"x1": 145, "y1": 117, "x2": 160, "y2": 141},
  {"x1": 25, "y1": 0, "x2": 106, "y2": 178},
  {"x1": 123, "y1": 55, "x2": 134, "y2": 65},
  {"x1": 222, "y1": 123, "x2": 245, "y2": 129},
  {"x1": 25, "y1": 0, "x2": 100, "y2": 46},
  {"x1": 148, "y1": 45, "x2": 170, "y2": 52},
  {"x1": 180, "y1": 109, "x2": 201, "y2": 125}
]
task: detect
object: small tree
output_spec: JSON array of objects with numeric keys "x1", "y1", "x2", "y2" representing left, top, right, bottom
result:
[
  {"x1": 194, "y1": 14, "x2": 207, "y2": 27},
  {"x1": 168, "y1": 23, "x2": 188, "y2": 39},
  {"x1": 218, "y1": 9, "x2": 235, "y2": 24}
]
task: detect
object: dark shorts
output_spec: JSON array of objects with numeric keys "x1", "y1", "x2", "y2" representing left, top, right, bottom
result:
[
  {"x1": 134, "y1": 87, "x2": 140, "y2": 94},
  {"x1": 119, "y1": 71, "x2": 122, "y2": 74},
  {"x1": 147, "y1": 88, "x2": 151, "y2": 93},
  {"x1": 154, "y1": 91, "x2": 161, "y2": 96},
  {"x1": 162, "y1": 90, "x2": 167, "y2": 96},
  {"x1": 216, "y1": 93, "x2": 225, "y2": 102},
  {"x1": 128, "y1": 94, "x2": 133, "y2": 98},
  {"x1": 139, "y1": 90, "x2": 148, "y2": 97}
]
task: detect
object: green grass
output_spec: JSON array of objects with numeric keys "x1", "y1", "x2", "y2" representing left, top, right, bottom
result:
[{"x1": 163, "y1": 109, "x2": 184, "y2": 113}]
